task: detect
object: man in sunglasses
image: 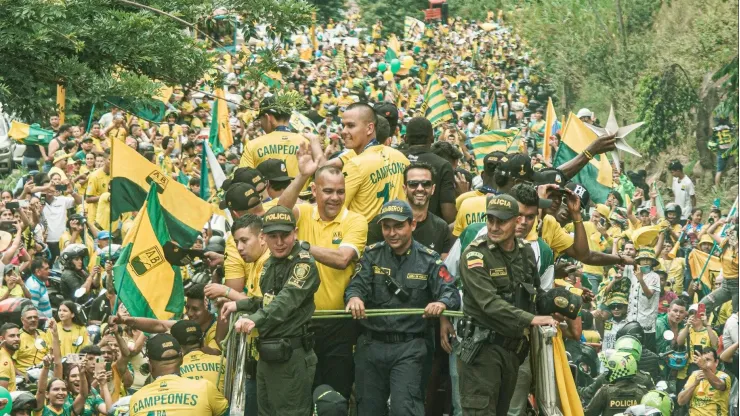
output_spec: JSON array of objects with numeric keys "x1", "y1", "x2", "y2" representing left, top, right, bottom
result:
[
  {"x1": 367, "y1": 162, "x2": 452, "y2": 258},
  {"x1": 601, "y1": 293, "x2": 630, "y2": 352}
]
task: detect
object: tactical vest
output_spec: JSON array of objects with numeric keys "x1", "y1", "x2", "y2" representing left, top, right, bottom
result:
[{"x1": 603, "y1": 383, "x2": 646, "y2": 416}]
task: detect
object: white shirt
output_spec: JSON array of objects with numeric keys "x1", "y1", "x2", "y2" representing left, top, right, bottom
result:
[
  {"x1": 42, "y1": 195, "x2": 75, "y2": 243},
  {"x1": 627, "y1": 267, "x2": 661, "y2": 333},
  {"x1": 722, "y1": 313, "x2": 738, "y2": 348},
  {"x1": 672, "y1": 175, "x2": 695, "y2": 220}
]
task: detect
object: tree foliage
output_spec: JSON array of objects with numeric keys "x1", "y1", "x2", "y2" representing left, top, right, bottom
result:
[
  {"x1": 309, "y1": 0, "x2": 347, "y2": 22},
  {"x1": 356, "y1": 0, "x2": 427, "y2": 36}
]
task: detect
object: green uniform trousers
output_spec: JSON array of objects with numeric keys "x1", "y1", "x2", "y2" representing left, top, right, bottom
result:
[
  {"x1": 458, "y1": 343, "x2": 520, "y2": 416},
  {"x1": 256, "y1": 347, "x2": 318, "y2": 416}
]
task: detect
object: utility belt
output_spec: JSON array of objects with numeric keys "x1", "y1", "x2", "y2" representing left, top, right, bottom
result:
[
  {"x1": 364, "y1": 329, "x2": 425, "y2": 343},
  {"x1": 256, "y1": 333, "x2": 314, "y2": 363},
  {"x1": 455, "y1": 319, "x2": 529, "y2": 365}
]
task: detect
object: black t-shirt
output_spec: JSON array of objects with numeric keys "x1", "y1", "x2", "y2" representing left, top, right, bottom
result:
[
  {"x1": 88, "y1": 293, "x2": 112, "y2": 323},
  {"x1": 404, "y1": 146, "x2": 456, "y2": 219},
  {"x1": 367, "y1": 211, "x2": 452, "y2": 255}
]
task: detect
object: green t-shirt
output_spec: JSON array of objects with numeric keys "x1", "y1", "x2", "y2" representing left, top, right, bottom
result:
[{"x1": 64, "y1": 389, "x2": 104, "y2": 416}]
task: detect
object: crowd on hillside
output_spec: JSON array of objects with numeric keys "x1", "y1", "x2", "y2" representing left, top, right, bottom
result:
[{"x1": 0, "y1": 9, "x2": 737, "y2": 416}]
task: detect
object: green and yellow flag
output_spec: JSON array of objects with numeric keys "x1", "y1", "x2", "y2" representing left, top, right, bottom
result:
[
  {"x1": 482, "y1": 94, "x2": 500, "y2": 131},
  {"x1": 404, "y1": 16, "x2": 425, "y2": 41},
  {"x1": 110, "y1": 138, "x2": 213, "y2": 247},
  {"x1": 543, "y1": 97, "x2": 557, "y2": 162},
  {"x1": 385, "y1": 34, "x2": 401, "y2": 62},
  {"x1": 469, "y1": 128, "x2": 521, "y2": 172},
  {"x1": 420, "y1": 74, "x2": 455, "y2": 128},
  {"x1": 688, "y1": 249, "x2": 722, "y2": 300},
  {"x1": 8, "y1": 122, "x2": 54, "y2": 146},
  {"x1": 552, "y1": 114, "x2": 613, "y2": 203},
  {"x1": 113, "y1": 185, "x2": 183, "y2": 320}
]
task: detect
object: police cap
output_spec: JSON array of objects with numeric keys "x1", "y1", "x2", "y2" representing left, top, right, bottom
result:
[
  {"x1": 536, "y1": 287, "x2": 583, "y2": 320},
  {"x1": 262, "y1": 206, "x2": 296, "y2": 234},
  {"x1": 376, "y1": 200, "x2": 413, "y2": 223},
  {"x1": 485, "y1": 194, "x2": 519, "y2": 220}
]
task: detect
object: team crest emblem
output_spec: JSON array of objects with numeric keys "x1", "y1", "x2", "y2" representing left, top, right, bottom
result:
[
  {"x1": 146, "y1": 171, "x2": 169, "y2": 193},
  {"x1": 130, "y1": 246, "x2": 165, "y2": 276},
  {"x1": 332, "y1": 231, "x2": 343, "y2": 244}
]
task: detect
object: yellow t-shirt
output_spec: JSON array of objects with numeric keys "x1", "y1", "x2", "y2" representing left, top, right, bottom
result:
[
  {"x1": 582, "y1": 221, "x2": 606, "y2": 277},
  {"x1": 452, "y1": 195, "x2": 486, "y2": 237},
  {"x1": 0, "y1": 285, "x2": 25, "y2": 299},
  {"x1": 57, "y1": 324, "x2": 91, "y2": 356},
  {"x1": 129, "y1": 374, "x2": 228, "y2": 416},
  {"x1": 720, "y1": 240, "x2": 738, "y2": 279},
  {"x1": 223, "y1": 237, "x2": 269, "y2": 298},
  {"x1": 659, "y1": 257, "x2": 686, "y2": 294},
  {"x1": 14, "y1": 329, "x2": 52, "y2": 374},
  {"x1": 685, "y1": 370, "x2": 731, "y2": 416},
  {"x1": 90, "y1": 136, "x2": 109, "y2": 153},
  {"x1": 203, "y1": 319, "x2": 220, "y2": 352},
  {"x1": 455, "y1": 190, "x2": 485, "y2": 211},
  {"x1": 95, "y1": 193, "x2": 112, "y2": 231},
  {"x1": 239, "y1": 130, "x2": 308, "y2": 180},
  {"x1": 85, "y1": 169, "x2": 111, "y2": 224},
  {"x1": 679, "y1": 327, "x2": 717, "y2": 379},
  {"x1": 106, "y1": 127, "x2": 127, "y2": 142},
  {"x1": 296, "y1": 205, "x2": 368, "y2": 310},
  {"x1": 261, "y1": 198, "x2": 279, "y2": 211},
  {"x1": 0, "y1": 347, "x2": 16, "y2": 391},
  {"x1": 342, "y1": 145, "x2": 410, "y2": 222},
  {"x1": 158, "y1": 124, "x2": 183, "y2": 138},
  {"x1": 539, "y1": 215, "x2": 574, "y2": 258},
  {"x1": 180, "y1": 350, "x2": 224, "y2": 392}
]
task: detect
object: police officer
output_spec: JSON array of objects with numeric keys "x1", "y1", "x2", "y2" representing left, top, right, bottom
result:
[
  {"x1": 584, "y1": 351, "x2": 650, "y2": 416},
  {"x1": 457, "y1": 194, "x2": 558, "y2": 415},
  {"x1": 129, "y1": 334, "x2": 228, "y2": 416},
  {"x1": 222, "y1": 205, "x2": 320, "y2": 416},
  {"x1": 344, "y1": 200, "x2": 460, "y2": 416}
]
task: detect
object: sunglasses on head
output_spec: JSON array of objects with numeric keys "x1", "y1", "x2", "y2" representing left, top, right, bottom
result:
[{"x1": 407, "y1": 180, "x2": 433, "y2": 189}]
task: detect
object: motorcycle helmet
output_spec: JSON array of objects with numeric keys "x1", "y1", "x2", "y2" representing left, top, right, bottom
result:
[
  {"x1": 204, "y1": 236, "x2": 226, "y2": 254},
  {"x1": 605, "y1": 351, "x2": 638, "y2": 383},
  {"x1": 616, "y1": 321, "x2": 645, "y2": 344},
  {"x1": 624, "y1": 404, "x2": 664, "y2": 416},
  {"x1": 11, "y1": 391, "x2": 36, "y2": 412},
  {"x1": 664, "y1": 203, "x2": 682, "y2": 219},
  {"x1": 640, "y1": 390, "x2": 674, "y2": 416},
  {"x1": 615, "y1": 335, "x2": 643, "y2": 362},
  {"x1": 60, "y1": 244, "x2": 89, "y2": 268},
  {"x1": 578, "y1": 343, "x2": 599, "y2": 378}
]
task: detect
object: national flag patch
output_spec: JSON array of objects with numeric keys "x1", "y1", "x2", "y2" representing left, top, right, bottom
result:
[{"x1": 467, "y1": 259, "x2": 484, "y2": 268}]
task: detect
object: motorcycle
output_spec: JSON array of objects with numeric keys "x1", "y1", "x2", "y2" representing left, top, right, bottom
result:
[{"x1": 46, "y1": 270, "x2": 65, "y2": 317}]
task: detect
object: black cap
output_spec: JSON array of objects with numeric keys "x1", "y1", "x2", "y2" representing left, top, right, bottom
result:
[
  {"x1": 484, "y1": 151, "x2": 507, "y2": 175},
  {"x1": 219, "y1": 183, "x2": 262, "y2": 211},
  {"x1": 376, "y1": 200, "x2": 413, "y2": 223},
  {"x1": 262, "y1": 206, "x2": 297, "y2": 234},
  {"x1": 222, "y1": 167, "x2": 266, "y2": 191},
  {"x1": 145, "y1": 334, "x2": 181, "y2": 361},
  {"x1": 405, "y1": 117, "x2": 433, "y2": 143},
  {"x1": 535, "y1": 287, "x2": 582, "y2": 320},
  {"x1": 81, "y1": 136, "x2": 93, "y2": 143},
  {"x1": 257, "y1": 159, "x2": 293, "y2": 182},
  {"x1": 485, "y1": 194, "x2": 519, "y2": 220},
  {"x1": 258, "y1": 96, "x2": 290, "y2": 118},
  {"x1": 668, "y1": 160, "x2": 683, "y2": 171},
  {"x1": 504, "y1": 153, "x2": 533, "y2": 182},
  {"x1": 313, "y1": 385, "x2": 348, "y2": 416},
  {"x1": 170, "y1": 320, "x2": 202, "y2": 346},
  {"x1": 566, "y1": 182, "x2": 590, "y2": 208},
  {"x1": 533, "y1": 168, "x2": 567, "y2": 189},
  {"x1": 373, "y1": 102, "x2": 399, "y2": 132}
]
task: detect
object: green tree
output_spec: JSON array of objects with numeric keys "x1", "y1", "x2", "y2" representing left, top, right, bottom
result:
[
  {"x1": 309, "y1": 0, "x2": 347, "y2": 22},
  {"x1": 357, "y1": 0, "x2": 427, "y2": 36}
]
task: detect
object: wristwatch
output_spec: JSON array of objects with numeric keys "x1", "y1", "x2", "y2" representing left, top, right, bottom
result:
[{"x1": 300, "y1": 241, "x2": 311, "y2": 251}]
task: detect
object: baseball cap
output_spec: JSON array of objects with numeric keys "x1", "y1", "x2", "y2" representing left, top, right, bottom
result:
[
  {"x1": 485, "y1": 194, "x2": 519, "y2": 220},
  {"x1": 483, "y1": 151, "x2": 507, "y2": 175},
  {"x1": 81, "y1": 136, "x2": 93, "y2": 143},
  {"x1": 376, "y1": 200, "x2": 413, "y2": 223},
  {"x1": 257, "y1": 159, "x2": 293, "y2": 182},
  {"x1": 504, "y1": 153, "x2": 533, "y2": 182},
  {"x1": 668, "y1": 160, "x2": 683, "y2": 171},
  {"x1": 566, "y1": 182, "x2": 590, "y2": 208},
  {"x1": 145, "y1": 334, "x2": 181, "y2": 361},
  {"x1": 262, "y1": 206, "x2": 297, "y2": 234},
  {"x1": 219, "y1": 183, "x2": 262, "y2": 211},
  {"x1": 258, "y1": 96, "x2": 290, "y2": 118},
  {"x1": 170, "y1": 320, "x2": 203, "y2": 346},
  {"x1": 313, "y1": 385, "x2": 348, "y2": 416},
  {"x1": 405, "y1": 117, "x2": 433, "y2": 143},
  {"x1": 373, "y1": 102, "x2": 399, "y2": 132},
  {"x1": 97, "y1": 231, "x2": 111, "y2": 240},
  {"x1": 533, "y1": 168, "x2": 566, "y2": 189},
  {"x1": 222, "y1": 167, "x2": 266, "y2": 191}
]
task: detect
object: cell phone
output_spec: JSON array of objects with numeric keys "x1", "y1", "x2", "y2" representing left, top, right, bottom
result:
[
  {"x1": 599, "y1": 218, "x2": 606, "y2": 227},
  {"x1": 4, "y1": 202, "x2": 18, "y2": 211},
  {"x1": 95, "y1": 357, "x2": 105, "y2": 374},
  {"x1": 17, "y1": 200, "x2": 29, "y2": 208},
  {"x1": 55, "y1": 184, "x2": 67, "y2": 192},
  {"x1": 68, "y1": 353, "x2": 80, "y2": 365},
  {"x1": 697, "y1": 303, "x2": 706, "y2": 317},
  {"x1": 105, "y1": 362, "x2": 112, "y2": 372}
]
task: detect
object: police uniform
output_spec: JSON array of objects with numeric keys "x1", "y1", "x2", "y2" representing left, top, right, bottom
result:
[
  {"x1": 344, "y1": 200, "x2": 460, "y2": 416},
  {"x1": 130, "y1": 334, "x2": 228, "y2": 416},
  {"x1": 457, "y1": 194, "x2": 543, "y2": 416},
  {"x1": 234, "y1": 206, "x2": 320, "y2": 416},
  {"x1": 579, "y1": 370, "x2": 655, "y2": 403},
  {"x1": 583, "y1": 377, "x2": 650, "y2": 416}
]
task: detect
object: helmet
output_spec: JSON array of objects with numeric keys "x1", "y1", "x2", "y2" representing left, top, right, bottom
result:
[
  {"x1": 205, "y1": 236, "x2": 226, "y2": 254},
  {"x1": 576, "y1": 108, "x2": 592, "y2": 119},
  {"x1": 616, "y1": 321, "x2": 645, "y2": 344},
  {"x1": 665, "y1": 203, "x2": 682, "y2": 218},
  {"x1": 60, "y1": 244, "x2": 89, "y2": 267},
  {"x1": 615, "y1": 335, "x2": 643, "y2": 362},
  {"x1": 605, "y1": 351, "x2": 638, "y2": 382},
  {"x1": 11, "y1": 391, "x2": 36, "y2": 412},
  {"x1": 624, "y1": 404, "x2": 664, "y2": 416},
  {"x1": 640, "y1": 390, "x2": 674, "y2": 416}
]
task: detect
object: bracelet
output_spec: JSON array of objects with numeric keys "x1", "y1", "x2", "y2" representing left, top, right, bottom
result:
[
  {"x1": 225, "y1": 287, "x2": 232, "y2": 297},
  {"x1": 583, "y1": 150, "x2": 593, "y2": 160},
  {"x1": 572, "y1": 219, "x2": 583, "y2": 224}
]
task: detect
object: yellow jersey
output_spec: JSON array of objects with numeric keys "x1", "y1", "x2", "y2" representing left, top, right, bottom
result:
[
  {"x1": 296, "y1": 205, "x2": 368, "y2": 310},
  {"x1": 239, "y1": 129, "x2": 308, "y2": 180},
  {"x1": 14, "y1": 329, "x2": 52, "y2": 374},
  {"x1": 581, "y1": 221, "x2": 607, "y2": 277},
  {"x1": 453, "y1": 195, "x2": 486, "y2": 237},
  {"x1": 223, "y1": 236, "x2": 269, "y2": 297},
  {"x1": 679, "y1": 327, "x2": 718, "y2": 379},
  {"x1": 685, "y1": 370, "x2": 731, "y2": 416},
  {"x1": 455, "y1": 190, "x2": 484, "y2": 211},
  {"x1": 180, "y1": 350, "x2": 224, "y2": 392},
  {"x1": 720, "y1": 240, "x2": 738, "y2": 279},
  {"x1": 57, "y1": 324, "x2": 90, "y2": 356},
  {"x1": 342, "y1": 144, "x2": 409, "y2": 222},
  {"x1": 95, "y1": 192, "x2": 112, "y2": 231},
  {"x1": 0, "y1": 285, "x2": 24, "y2": 299},
  {"x1": 130, "y1": 374, "x2": 228, "y2": 416},
  {"x1": 85, "y1": 169, "x2": 110, "y2": 224},
  {"x1": 203, "y1": 319, "x2": 219, "y2": 352},
  {"x1": 539, "y1": 215, "x2": 574, "y2": 258},
  {"x1": 0, "y1": 347, "x2": 16, "y2": 391},
  {"x1": 158, "y1": 124, "x2": 183, "y2": 138},
  {"x1": 659, "y1": 257, "x2": 686, "y2": 294}
]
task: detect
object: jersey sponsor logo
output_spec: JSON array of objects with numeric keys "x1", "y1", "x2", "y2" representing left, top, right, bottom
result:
[
  {"x1": 331, "y1": 231, "x2": 343, "y2": 244},
  {"x1": 489, "y1": 268, "x2": 506, "y2": 277},
  {"x1": 608, "y1": 399, "x2": 638, "y2": 408},
  {"x1": 256, "y1": 144, "x2": 299, "y2": 158},
  {"x1": 465, "y1": 251, "x2": 483, "y2": 259},
  {"x1": 181, "y1": 362, "x2": 223, "y2": 374},
  {"x1": 407, "y1": 273, "x2": 428, "y2": 281},
  {"x1": 465, "y1": 212, "x2": 486, "y2": 226},
  {"x1": 132, "y1": 393, "x2": 200, "y2": 413},
  {"x1": 146, "y1": 170, "x2": 170, "y2": 193},
  {"x1": 369, "y1": 161, "x2": 406, "y2": 184},
  {"x1": 467, "y1": 259, "x2": 484, "y2": 268},
  {"x1": 131, "y1": 246, "x2": 165, "y2": 276},
  {"x1": 604, "y1": 321, "x2": 613, "y2": 331},
  {"x1": 373, "y1": 266, "x2": 391, "y2": 275}
]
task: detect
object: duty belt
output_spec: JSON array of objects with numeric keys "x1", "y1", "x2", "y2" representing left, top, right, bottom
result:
[
  {"x1": 256, "y1": 336, "x2": 305, "y2": 350},
  {"x1": 365, "y1": 330, "x2": 425, "y2": 343}
]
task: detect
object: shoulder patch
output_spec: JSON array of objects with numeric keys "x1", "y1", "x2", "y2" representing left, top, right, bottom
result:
[
  {"x1": 366, "y1": 241, "x2": 386, "y2": 251},
  {"x1": 466, "y1": 251, "x2": 484, "y2": 260},
  {"x1": 287, "y1": 263, "x2": 312, "y2": 288},
  {"x1": 469, "y1": 236, "x2": 487, "y2": 247},
  {"x1": 299, "y1": 251, "x2": 311, "y2": 259}
]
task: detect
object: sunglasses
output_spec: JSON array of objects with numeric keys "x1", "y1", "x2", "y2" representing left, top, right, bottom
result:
[
  {"x1": 609, "y1": 304, "x2": 626, "y2": 310},
  {"x1": 407, "y1": 180, "x2": 433, "y2": 189}
]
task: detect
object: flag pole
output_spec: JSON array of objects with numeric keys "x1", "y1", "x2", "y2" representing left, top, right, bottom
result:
[
  {"x1": 692, "y1": 196, "x2": 738, "y2": 292},
  {"x1": 85, "y1": 104, "x2": 96, "y2": 133}
]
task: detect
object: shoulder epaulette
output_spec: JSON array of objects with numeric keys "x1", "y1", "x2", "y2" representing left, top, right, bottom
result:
[{"x1": 366, "y1": 241, "x2": 386, "y2": 251}]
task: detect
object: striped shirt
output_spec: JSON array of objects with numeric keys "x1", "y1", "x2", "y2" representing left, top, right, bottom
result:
[{"x1": 25, "y1": 275, "x2": 52, "y2": 319}]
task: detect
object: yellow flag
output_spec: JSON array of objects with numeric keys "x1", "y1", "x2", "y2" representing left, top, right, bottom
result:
[
  {"x1": 688, "y1": 249, "x2": 722, "y2": 293},
  {"x1": 56, "y1": 84, "x2": 66, "y2": 124},
  {"x1": 553, "y1": 329, "x2": 585, "y2": 416},
  {"x1": 543, "y1": 97, "x2": 557, "y2": 162},
  {"x1": 214, "y1": 88, "x2": 234, "y2": 149}
]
